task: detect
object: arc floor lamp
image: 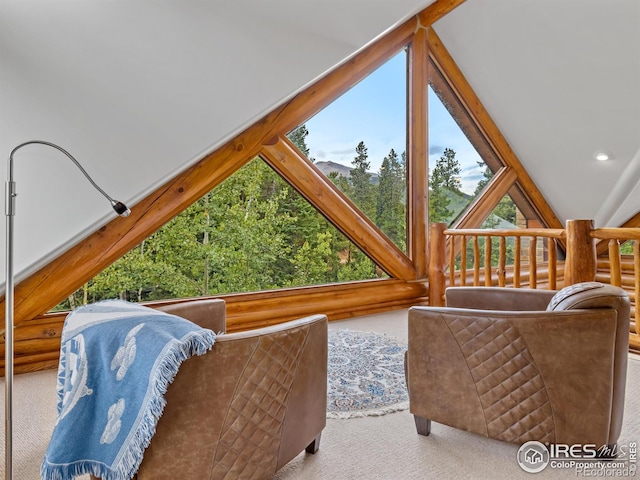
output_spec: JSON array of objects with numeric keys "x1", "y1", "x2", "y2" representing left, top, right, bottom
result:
[{"x1": 4, "y1": 140, "x2": 131, "y2": 480}]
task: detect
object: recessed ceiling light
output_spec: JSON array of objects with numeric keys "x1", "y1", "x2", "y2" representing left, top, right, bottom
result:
[{"x1": 594, "y1": 152, "x2": 610, "y2": 162}]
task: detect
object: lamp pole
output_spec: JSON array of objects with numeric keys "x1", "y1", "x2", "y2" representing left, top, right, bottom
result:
[{"x1": 4, "y1": 141, "x2": 131, "y2": 480}]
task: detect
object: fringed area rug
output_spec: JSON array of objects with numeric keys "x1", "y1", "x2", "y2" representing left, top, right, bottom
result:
[{"x1": 327, "y1": 329, "x2": 408, "y2": 419}]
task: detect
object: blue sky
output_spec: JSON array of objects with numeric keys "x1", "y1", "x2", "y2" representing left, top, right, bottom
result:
[{"x1": 303, "y1": 50, "x2": 485, "y2": 195}]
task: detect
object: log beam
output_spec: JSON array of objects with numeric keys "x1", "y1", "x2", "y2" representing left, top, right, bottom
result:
[
  {"x1": 428, "y1": 222, "x2": 446, "y2": 305},
  {"x1": 408, "y1": 27, "x2": 430, "y2": 279},
  {"x1": 262, "y1": 137, "x2": 416, "y2": 280},
  {"x1": 565, "y1": 219, "x2": 597, "y2": 285}
]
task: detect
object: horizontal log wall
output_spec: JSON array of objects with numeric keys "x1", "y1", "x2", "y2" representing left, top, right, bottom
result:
[
  {"x1": 1, "y1": 279, "x2": 427, "y2": 376},
  {"x1": 449, "y1": 262, "x2": 565, "y2": 290},
  {"x1": 597, "y1": 257, "x2": 638, "y2": 334},
  {"x1": 592, "y1": 228, "x2": 640, "y2": 349}
]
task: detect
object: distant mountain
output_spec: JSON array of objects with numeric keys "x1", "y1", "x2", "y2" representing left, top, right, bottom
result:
[
  {"x1": 446, "y1": 188, "x2": 473, "y2": 220},
  {"x1": 444, "y1": 188, "x2": 517, "y2": 228},
  {"x1": 316, "y1": 160, "x2": 379, "y2": 184}
]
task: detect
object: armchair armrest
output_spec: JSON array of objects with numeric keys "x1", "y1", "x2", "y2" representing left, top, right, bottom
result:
[{"x1": 445, "y1": 286, "x2": 556, "y2": 311}]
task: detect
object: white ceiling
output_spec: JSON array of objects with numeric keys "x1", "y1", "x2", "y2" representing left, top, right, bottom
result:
[
  {"x1": 435, "y1": 0, "x2": 640, "y2": 227},
  {"x1": 0, "y1": 0, "x2": 638, "y2": 282}
]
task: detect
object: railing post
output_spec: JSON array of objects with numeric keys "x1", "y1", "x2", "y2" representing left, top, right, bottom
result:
[
  {"x1": 564, "y1": 219, "x2": 596, "y2": 285},
  {"x1": 428, "y1": 222, "x2": 446, "y2": 306},
  {"x1": 608, "y1": 239, "x2": 622, "y2": 287}
]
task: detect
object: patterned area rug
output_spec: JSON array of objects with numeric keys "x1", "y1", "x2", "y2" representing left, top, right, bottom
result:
[{"x1": 327, "y1": 329, "x2": 409, "y2": 419}]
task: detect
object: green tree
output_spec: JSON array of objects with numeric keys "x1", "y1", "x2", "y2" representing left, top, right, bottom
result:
[
  {"x1": 429, "y1": 148, "x2": 461, "y2": 224},
  {"x1": 376, "y1": 148, "x2": 406, "y2": 250},
  {"x1": 82, "y1": 201, "x2": 212, "y2": 304},
  {"x1": 620, "y1": 241, "x2": 635, "y2": 255},
  {"x1": 474, "y1": 160, "x2": 491, "y2": 195},
  {"x1": 350, "y1": 141, "x2": 375, "y2": 217},
  {"x1": 328, "y1": 171, "x2": 351, "y2": 196},
  {"x1": 205, "y1": 159, "x2": 295, "y2": 293},
  {"x1": 286, "y1": 232, "x2": 335, "y2": 287},
  {"x1": 475, "y1": 162, "x2": 517, "y2": 228},
  {"x1": 288, "y1": 124, "x2": 313, "y2": 161}
]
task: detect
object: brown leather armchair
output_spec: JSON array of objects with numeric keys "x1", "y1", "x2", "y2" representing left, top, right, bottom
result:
[
  {"x1": 405, "y1": 282, "x2": 630, "y2": 447},
  {"x1": 93, "y1": 299, "x2": 327, "y2": 480}
]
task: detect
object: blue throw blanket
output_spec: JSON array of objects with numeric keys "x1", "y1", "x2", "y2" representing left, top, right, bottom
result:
[{"x1": 41, "y1": 300, "x2": 216, "y2": 480}]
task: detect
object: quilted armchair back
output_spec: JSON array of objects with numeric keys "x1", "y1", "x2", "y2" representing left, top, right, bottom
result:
[
  {"x1": 136, "y1": 313, "x2": 328, "y2": 479},
  {"x1": 406, "y1": 283, "x2": 630, "y2": 447}
]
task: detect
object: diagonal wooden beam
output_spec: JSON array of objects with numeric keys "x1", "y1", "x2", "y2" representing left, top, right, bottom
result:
[
  {"x1": 419, "y1": 0, "x2": 468, "y2": 27},
  {"x1": 6, "y1": 147, "x2": 257, "y2": 327},
  {"x1": 262, "y1": 136, "x2": 416, "y2": 281},
  {"x1": 452, "y1": 166, "x2": 519, "y2": 230}
]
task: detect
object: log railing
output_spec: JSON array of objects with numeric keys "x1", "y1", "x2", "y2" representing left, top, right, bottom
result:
[
  {"x1": 592, "y1": 227, "x2": 640, "y2": 346},
  {"x1": 428, "y1": 222, "x2": 566, "y2": 306},
  {"x1": 428, "y1": 220, "x2": 640, "y2": 350}
]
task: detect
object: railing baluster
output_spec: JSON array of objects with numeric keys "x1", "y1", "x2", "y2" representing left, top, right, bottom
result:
[
  {"x1": 514, "y1": 236, "x2": 521, "y2": 288},
  {"x1": 460, "y1": 235, "x2": 467, "y2": 286},
  {"x1": 609, "y1": 239, "x2": 622, "y2": 287},
  {"x1": 529, "y1": 236, "x2": 537, "y2": 289},
  {"x1": 548, "y1": 238, "x2": 557, "y2": 290},
  {"x1": 484, "y1": 235, "x2": 492, "y2": 286},
  {"x1": 473, "y1": 236, "x2": 480, "y2": 286},
  {"x1": 498, "y1": 236, "x2": 506, "y2": 287},
  {"x1": 449, "y1": 235, "x2": 456, "y2": 287}
]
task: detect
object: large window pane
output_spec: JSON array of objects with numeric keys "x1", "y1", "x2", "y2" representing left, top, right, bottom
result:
[
  {"x1": 53, "y1": 158, "x2": 387, "y2": 311},
  {"x1": 428, "y1": 75, "x2": 494, "y2": 226},
  {"x1": 291, "y1": 50, "x2": 408, "y2": 253}
]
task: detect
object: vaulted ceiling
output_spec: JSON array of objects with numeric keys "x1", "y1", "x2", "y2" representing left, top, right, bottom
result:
[{"x1": 1, "y1": 0, "x2": 639, "y2": 285}]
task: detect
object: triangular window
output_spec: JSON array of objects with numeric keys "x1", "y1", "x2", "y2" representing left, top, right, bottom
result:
[
  {"x1": 290, "y1": 49, "x2": 408, "y2": 253},
  {"x1": 428, "y1": 74, "x2": 493, "y2": 226},
  {"x1": 54, "y1": 157, "x2": 387, "y2": 310}
]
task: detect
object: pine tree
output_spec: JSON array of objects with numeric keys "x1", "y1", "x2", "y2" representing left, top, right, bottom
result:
[
  {"x1": 376, "y1": 148, "x2": 406, "y2": 250},
  {"x1": 350, "y1": 141, "x2": 375, "y2": 217},
  {"x1": 429, "y1": 148, "x2": 461, "y2": 224},
  {"x1": 287, "y1": 124, "x2": 313, "y2": 161}
]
